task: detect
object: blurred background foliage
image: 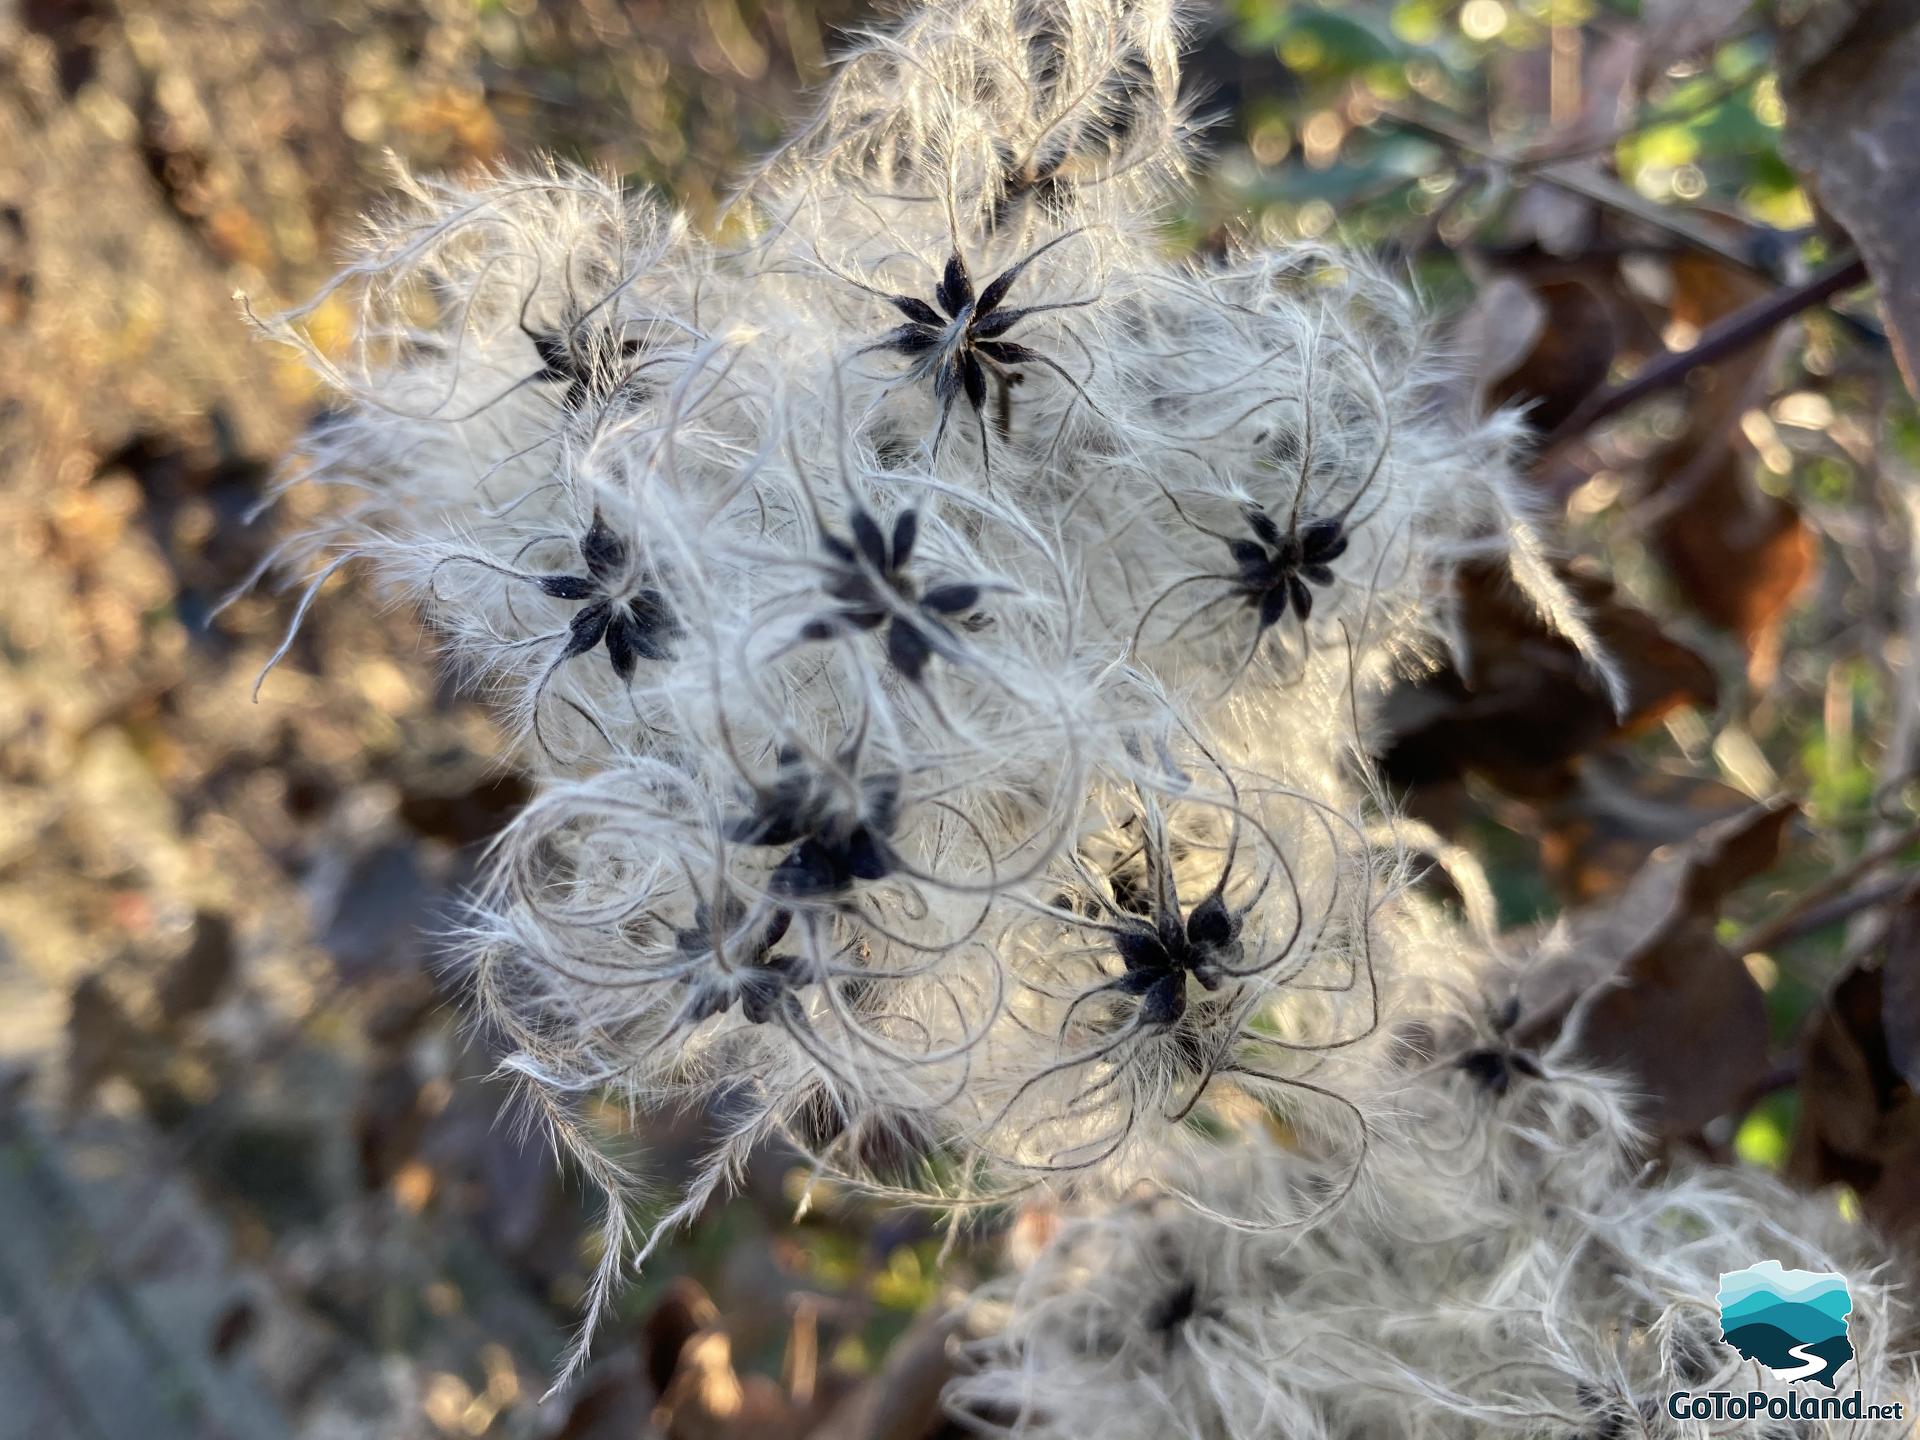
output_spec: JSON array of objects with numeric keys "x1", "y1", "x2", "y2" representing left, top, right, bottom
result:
[{"x1": 3, "y1": 0, "x2": 1919, "y2": 1436}]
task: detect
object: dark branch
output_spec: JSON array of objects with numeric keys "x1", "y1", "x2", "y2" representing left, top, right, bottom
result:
[{"x1": 1540, "y1": 253, "x2": 1868, "y2": 451}]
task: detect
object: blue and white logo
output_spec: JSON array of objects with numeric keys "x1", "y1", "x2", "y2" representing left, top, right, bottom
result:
[{"x1": 1716, "y1": 1260, "x2": 1855, "y2": 1391}]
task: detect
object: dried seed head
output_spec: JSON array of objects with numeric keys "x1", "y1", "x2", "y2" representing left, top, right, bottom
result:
[{"x1": 249, "y1": 0, "x2": 1764, "y2": 1396}]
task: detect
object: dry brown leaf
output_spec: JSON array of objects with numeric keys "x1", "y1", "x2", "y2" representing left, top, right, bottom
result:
[
  {"x1": 1514, "y1": 801, "x2": 1793, "y2": 1138},
  {"x1": 1486, "y1": 277, "x2": 1619, "y2": 436},
  {"x1": 1649, "y1": 448, "x2": 1819, "y2": 674},
  {"x1": 1458, "y1": 275, "x2": 1548, "y2": 405},
  {"x1": 394, "y1": 772, "x2": 531, "y2": 847},
  {"x1": 1639, "y1": 256, "x2": 1819, "y2": 680},
  {"x1": 806, "y1": 1310, "x2": 957, "y2": 1440},
  {"x1": 657, "y1": 1327, "x2": 811, "y2": 1440},
  {"x1": 647, "y1": 1278, "x2": 725, "y2": 1398},
  {"x1": 638, "y1": 1279, "x2": 862, "y2": 1440},
  {"x1": 1780, "y1": 1, "x2": 1920, "y2": 399},
  {"x1": 1789, "y1": 944, "x2": 1920, "y2": 1244},
  {"x1": 1563, "y1": 939, "x2": 1770, "y2": 1139},
  {"x1": 1381, "y1": 559, "x2": 1716, "y2": 801},
  {"x1": 1880, "y1": 893, "x2": 1920, "y2": 1092}
]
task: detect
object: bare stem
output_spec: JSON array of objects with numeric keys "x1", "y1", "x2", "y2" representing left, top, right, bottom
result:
[
  {"x1": 1541, "y1": 253, "x2": 1868, "y2": 450},
  {"x1": 1731, "y1": 818, "x2": 1920, "y2": 956}
]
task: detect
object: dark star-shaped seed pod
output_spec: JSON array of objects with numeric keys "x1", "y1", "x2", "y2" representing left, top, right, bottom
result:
[
  {"x1": 534, "y1": 511, "x2": 682, "y2": 681},
  {"x1": 863, "y1": 231, "x2": 1089, "y2": 449},
  {"x1": 724, "y1": 745, "x2": 833, "y2": 849},
  {"x1": 799, "y1": 504, "x2": 987, "y2": 684},
  {"x1": 1054, "y1": 812, "x2": 1280, "y2": 1038},
  {"x1": 1455, "y1": 1045, "x2": 1546, "y2": 1096},
  {"x1": 1227, "y1": 506, "x2": 1349, "y2": 630},
  {"x1": 523, "y1": 308, "x2": 651, "y2": 414},
  {"x1": 726, "y1": 749, "x2": 905, "y2": 903},
  {"x1": 767, "y1": 770, "x2": 903, "y2": 901},
  {"x1": 1454, "y1": 996, "x2": 1547, "y2": 1097},
  {"x1": 672, "y1": 893, "x2": 802, "y2": 1028},
  {"x1": 1110, "y1": 890, "x2": 1242, "y2": 1028}
]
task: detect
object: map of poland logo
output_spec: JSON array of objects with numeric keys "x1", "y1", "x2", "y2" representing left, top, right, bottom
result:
[{"x1": 1716, "y1": 1261, "x2": 1855, "y2": 1390}]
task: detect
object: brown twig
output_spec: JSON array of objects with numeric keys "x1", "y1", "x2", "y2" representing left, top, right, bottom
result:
[
  {"x1": 1375, "y1": 105, "x2": 1774, "y2": 276},
  {"x1": 1731, "y1": 818, "x2": 1920, "y2": 956},
  {"x1": 1770, "y1": 874, "x2": 1919, "y2": 951},
  {"x1": 1539, "y1": 253, "x2": 1868, "y2": 451},
  {"x1": 1517, "y1": 56, "x2": 1769, "y2": 170}
]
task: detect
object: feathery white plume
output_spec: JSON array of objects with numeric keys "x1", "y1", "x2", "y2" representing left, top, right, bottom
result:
[{"x1": 248, "y1": 0, "x2": 1900, "y2": 1404}]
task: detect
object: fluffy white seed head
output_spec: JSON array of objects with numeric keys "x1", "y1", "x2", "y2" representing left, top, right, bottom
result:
[
  {"x1": 952, "y1": 1066, "x2": 1917, "y2": 1440},
  {"x1": 251, "y1": 0, "x2": 1712, "y2": 1390}
]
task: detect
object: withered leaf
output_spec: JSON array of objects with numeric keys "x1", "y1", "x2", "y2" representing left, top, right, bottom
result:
[
  {"x1": 395, "y1": 772, "x2": 532, "y2": 847},
  {"x1": 1647, "y1": 448, "x2": 1817, "y2": 676},
  {"x1": 1881, "y1": 893, "x2": 1920, "y2": 1092},
  {"x1": 550, "y1": 1278, "x2": 726, "y2": 1440},
  {"x1": 646, "y1": 1278, "x2": 723, "y2": 1398},
  {"x1": 1513, "y1": 801, "x2": 1793, "y2": 1138},
  {"x1": 1636, "y1": 255, "x2": 1818, "y2": 682},
  {"x1": 1486, "y1": 276, "x2": 1619, "y2": 438},
  {"x1": 656, "y1": 1326, "x2": 804, "y2": 1440},
  {"x1": 1789, "y1": 942, "x2": 1920, "y2": 1243},
  {"x1": 1461, "y1": 275, "x2": 1546, "y2": 391},
  {"x1": 807, "y1": 1309, "x2": 957, "y2": 1440},
  {"x1": 1381, "y1": 559, "x2": 1716, "y2": 801},
  {"x1": 1780, "y1": 0, "x2": 1920, "y2": 399},
  {"x1": 641, "y1": 1278, "x2": 855, "y2": 1440}
]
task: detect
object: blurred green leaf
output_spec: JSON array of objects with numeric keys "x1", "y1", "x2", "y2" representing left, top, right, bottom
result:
[{"x1": 1734, "y1": 1091, "x2": 1799, "y2": 1168}]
